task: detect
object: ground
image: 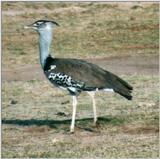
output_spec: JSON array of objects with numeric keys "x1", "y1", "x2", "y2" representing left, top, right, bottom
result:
[{"x1": 2, "y1": 2, "x2": 159, "y2": 158}]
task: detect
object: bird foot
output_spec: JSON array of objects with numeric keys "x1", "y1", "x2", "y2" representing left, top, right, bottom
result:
[
  {"x1": 93, "y1": 120, "x2": 100, "y2": 127},
  {"x1": 69, "y1": 130, "x2": 74, "y2": 134},
  {"x1": 70, "y1": 128, "x2": 75, "y2": 134},
  {"x1": 65, "y1": 130, "x2": 74, "y2": 135},
  {"x1": 93, "y1": 120, "x2": 97, "y2": 126}
]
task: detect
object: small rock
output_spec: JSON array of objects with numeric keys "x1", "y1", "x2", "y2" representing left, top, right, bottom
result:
[
  {"x1": 56, "y1": 112, "x2": 69, "y2": 117},
  {"x1": 10, "y1": 100, "x2": 18, "y2": 105},
  {"x1": 131, "y1": 5, "x2": 143, "y2": 10},
  {"x1": 61, "y1": 100, "x2": 70, "y2": 105},
  {"x1": 130, "y1": 16, "x2": 136, "y2": 21}
]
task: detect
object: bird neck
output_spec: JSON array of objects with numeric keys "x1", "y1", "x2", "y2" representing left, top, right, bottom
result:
[{"x1": 38, "y1": 30, "x2": 53, "y2": 69}]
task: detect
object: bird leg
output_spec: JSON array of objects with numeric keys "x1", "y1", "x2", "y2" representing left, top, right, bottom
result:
[
  {"x1": 87, "y1": 91, "x2": 97, "y2": 125},
  {"x1": 70, "y1": 96, "x2": 77, "y2": 133}
]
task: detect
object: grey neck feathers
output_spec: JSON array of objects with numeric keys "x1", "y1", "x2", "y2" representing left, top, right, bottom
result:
[{"x1": 38, "y1": 29, "x2": 53, "y2": 69}]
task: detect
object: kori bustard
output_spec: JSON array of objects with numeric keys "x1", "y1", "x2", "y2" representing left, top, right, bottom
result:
[{"x1": 25, "y1": 20, "x2": 133, "y2": 133}]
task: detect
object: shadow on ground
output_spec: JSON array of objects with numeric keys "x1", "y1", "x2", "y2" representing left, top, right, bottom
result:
[{"x1": 2, "y1": 116, "x2": 126, "y2": 129}]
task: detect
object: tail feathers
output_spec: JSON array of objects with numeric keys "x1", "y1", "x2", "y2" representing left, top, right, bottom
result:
[
  {"x1": 112, "y1": 76, "x2": 133, "y2": 100},
  {"x1": 115, "y1": 89, "x2": 132, "y2": 100},
  {"x1": 116, "y1": 76, "x2": 133, "y2": 91}
]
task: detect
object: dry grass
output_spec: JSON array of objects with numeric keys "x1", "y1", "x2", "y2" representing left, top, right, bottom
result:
[
  {"x1": 2, "y1": 75, "x2": 159, "y2": 158},
  {"x1": 2, "y1": 2, "x2": 159, "y2": 158},
  {"x1": 2, "y1": 2, "x2": 159, "y2": 67}
]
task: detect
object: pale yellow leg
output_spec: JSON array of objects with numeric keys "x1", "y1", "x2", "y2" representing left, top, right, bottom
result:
[
  {"x1": 87, "y1": 91, "x2": 97, "y2": 124},
  {"x1": 70, "y1": 96, "x2": 77, "y2": 133}
]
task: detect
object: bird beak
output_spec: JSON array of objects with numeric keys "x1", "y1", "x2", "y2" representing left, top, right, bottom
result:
[
  {"x1": 24, "y1": 25, "x2": 30, "y2": 29},
  {"x1": 24, "y1": 24, "x2": 36, "y2": 29}
]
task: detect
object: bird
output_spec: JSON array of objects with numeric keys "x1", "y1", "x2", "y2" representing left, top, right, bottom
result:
[{"x1": 25, "y1": 20, "x2": 133, "y2": 133}]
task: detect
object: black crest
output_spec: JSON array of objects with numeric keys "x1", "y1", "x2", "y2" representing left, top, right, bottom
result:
[{"x1": 34, "y1": 20, "x2": 59, "y2": 26}]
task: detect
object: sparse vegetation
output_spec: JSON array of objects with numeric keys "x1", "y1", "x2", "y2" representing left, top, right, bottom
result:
[{"x1": 2, "y1": 2, "x2": 159, "y2": 158}]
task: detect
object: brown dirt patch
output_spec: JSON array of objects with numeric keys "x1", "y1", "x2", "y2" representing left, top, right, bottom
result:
[
  {"x1": 121, "y1": 125, "x2": 159, "y2": 134},
  {"x1": 2, "y1": 55, "x2": 158, "y2": 82},
  {"x1": 24, "y1": 125, "x2": 52, "y2": 133}
]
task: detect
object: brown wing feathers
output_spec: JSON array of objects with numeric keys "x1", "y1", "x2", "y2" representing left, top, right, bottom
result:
[{"x1": 45, "y1": 57, "x2": 133, "y2": 100}]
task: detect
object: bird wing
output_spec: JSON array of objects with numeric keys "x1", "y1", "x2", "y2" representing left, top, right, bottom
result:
[
  {"x1": 44, "y1": 57, "x2": 133, "y2": 99},
  {"x1": 45, "y1": 57, "x2": 110, "y2": 88}
]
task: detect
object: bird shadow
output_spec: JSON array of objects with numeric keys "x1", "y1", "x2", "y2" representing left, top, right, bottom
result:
[{"x1": 2, "y1": 116, "x2": 126, "y2": 132}]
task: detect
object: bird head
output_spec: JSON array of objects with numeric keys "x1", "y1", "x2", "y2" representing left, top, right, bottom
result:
[{"x1": 24, "y1": 20, "x2": 59, "y2": 33}]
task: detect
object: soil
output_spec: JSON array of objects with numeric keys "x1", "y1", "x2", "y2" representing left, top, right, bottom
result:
[{"x1": 2, "y1": 55, "x2": 159, "y2": 82}]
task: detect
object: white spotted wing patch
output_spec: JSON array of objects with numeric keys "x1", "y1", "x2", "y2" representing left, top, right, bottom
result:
[
  {"x1": 48, "y1": 73, "x2": 56, "y2": 80},
  {"x1": 48, "y1": 72, "x2": 85, "y2": 92},
  {"x1": 68, "y1": 87, "x2": 76, "y2": 92}
]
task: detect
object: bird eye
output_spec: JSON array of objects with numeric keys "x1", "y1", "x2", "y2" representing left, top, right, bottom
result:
[{"x1": 37, "y1": 21, "x2": 43, "y2": 25}]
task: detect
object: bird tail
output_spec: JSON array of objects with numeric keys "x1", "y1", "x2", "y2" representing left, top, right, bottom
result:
[
  {"x1": 114, "y1": 77, "x2": 133, "y2": 100},
  {"x1": 115, "y1": 88, "x2": 133, "y2": 100},
  {"x1": 116, "y1": 76, "x2": 133, "y2": 91},
  {"x1": 105, "y1": 71, "x2": 133, "y2": 100}
]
